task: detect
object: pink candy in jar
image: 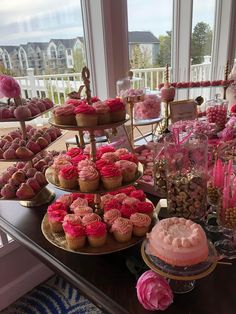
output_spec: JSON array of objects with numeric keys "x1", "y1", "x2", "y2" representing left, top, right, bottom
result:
[
  {"x1": 134, "y1": 94, "x2": 161, "y2": 120},
  {"x1": 206, "y1": 95, "x2": 228, "y2": 129}
]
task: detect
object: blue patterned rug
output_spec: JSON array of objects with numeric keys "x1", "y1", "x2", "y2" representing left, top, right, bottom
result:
[{"x1": 2, "y1": 275, "x2": 104, "y2": 314}]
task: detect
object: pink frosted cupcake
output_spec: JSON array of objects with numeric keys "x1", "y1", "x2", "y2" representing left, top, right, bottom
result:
[
  {"x1": 56, "y1": 194, "x2": 74, "y2": 208},
  {"x1": 62, "y1": 217, "x2": 86, "y2": 250},
  {"x1": 115, "y1": 148, "x2": 129, "y2": 158},
  {"x1": 130, "y1": 190, "x2": 146, "y2": 201},
  {"x1": 48, "y1": 201, "x2": 68, "y2": 213},
  {"x1": 92, "y1": 101, "x2": 110, "y2": 125},
  {"x1": 100, "y1": 164, "x2": 122, "y2": 190},
  {"x1": 77, "y1": 159, "x2": 96, "y2": 173},
  {"x1": 103, "y1": 199, "x2": 122, "y2": 212},
  {"x1": 106, "y1": 98, "x2": 126, "y2": 122},
  {"x1": 75, "y1": 104, "x2": 98, "y2": 127},
  {"x1": 135, "y1": 201, "x2": 154, "y2": 218},
  {"x1": 70, "y1": 197, "x2": 88, "y2": 212},
  {"x1": 64, "y1": 214, "x2": 82, "y2": 225},
  {"x1": 119, "y1": 153, "x2": 139, "y2": 165},
  {"x1": 122, "y1": 197, "x2": 140, "y2": 207},
  {"x1": 59, "y1": 165, "x2": 78, "y2": 189},
  {"x1": 111, "y1": 217, "x2": 133, "y2": 242},
  {"x1": 79, "y1": 166, "x2": 100, "y2": 192},
  {"x1": 103, "y1": 208, "x2": 121, "y2": 228},
  {"x1": 82, "y1": 213, "x2": 101, "y2": 226},
  {"x1": 53, "y1": 104, "x2": 76, "y2": 125},
  {"x1": 101, "y1": 152, "x2": 119, "y2": 163},
  {"x1": 120, "y1": 204, "x2": 137, "y2": 219},
  {"x1": 73, "y1": 206, "x2": 93, "y2": 217},
  {"x1": 95, "y1": 159, "x2": 113, "y2": 171},
  {"x1": 115, "y1": 160, "x2": 137, "y2": 182},
  {"x1": 51, "y1": 154, "x2": 72, "y2": 184},
  {"x1": 130, "y1": 213, "x2": 151, "y2": 237},
  {"x1": 86, "y1": 221, "x2": 107, "y2": 247},
  {"x1": 114, "y1": 193, "x2": 127, "y2": 203},
  {"x1": 100, "y1": 194, "x2": 114, "y2": 208},
  {"x1": 47, "y1": 209, "x2": 67, "y2": 233}
]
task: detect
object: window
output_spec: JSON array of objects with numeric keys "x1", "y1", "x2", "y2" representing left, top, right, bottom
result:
[{"x1": 127, "y1": 0, "x2": 173, "y2": 90}]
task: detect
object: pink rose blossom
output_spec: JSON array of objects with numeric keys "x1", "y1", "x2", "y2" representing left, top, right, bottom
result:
[
  {"x1": 136, "y1": 270, "x2": 173, "y2": 311},
  {"x1": 0, "y1": 75, "x2": 21, "y2": 98}
]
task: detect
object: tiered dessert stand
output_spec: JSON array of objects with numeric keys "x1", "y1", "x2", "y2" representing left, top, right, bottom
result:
[
  {"x1": 0, "y1": 99, "x2": 60, "y2": 207},
  {"x1": 42, "y1": 67, "x2": 154, "y2": 255}
]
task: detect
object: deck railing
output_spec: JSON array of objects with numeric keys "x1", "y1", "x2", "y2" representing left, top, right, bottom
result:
[{"x1": 15, "y1": 63, "x2": 212, "y2": 104}]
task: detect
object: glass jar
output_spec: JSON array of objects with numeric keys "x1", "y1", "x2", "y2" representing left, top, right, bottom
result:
[
  {"x1": 164, "y1": 133, "x2": 208, "y2": 220},
  {"x1": 116, "y1": 71, "x2": 145, "y2": 98},
  {"x1": 206, "y1": 94, "x2": 228, "y2": 130}
]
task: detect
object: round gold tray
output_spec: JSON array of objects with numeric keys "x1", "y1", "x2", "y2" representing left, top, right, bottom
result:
[
  {"x1": 48, "y1": 115, "x2": 130, "y2": 131},
  {"x1": 141, "y1": 239, "x2": 218, "y2": 281},
  {"x1": 41, "y1": 213, "x2": 154, "y2": 255},
  {"x1": 45, "y1": 163, "x2": 143, "y2": 194}
]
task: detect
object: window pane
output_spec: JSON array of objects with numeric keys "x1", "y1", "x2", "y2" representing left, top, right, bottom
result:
[
  {"x1": 190, "y1": 0, "x2": 215, "y2": 100},
  {"x1": 127, "y1": 0, "x2": 173, "y2": 91},
  {"x1": 0, "y1": 0, "x2": 86, "y2": 103}
]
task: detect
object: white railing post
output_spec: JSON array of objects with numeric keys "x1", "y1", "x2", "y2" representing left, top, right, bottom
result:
[{"x1": 27, "y1": 68, "x2": 37, "y2": 98}]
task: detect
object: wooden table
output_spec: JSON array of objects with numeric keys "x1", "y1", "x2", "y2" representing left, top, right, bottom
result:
[{"x1": 0, "y1": 188, "x2": 236, "y2": 314}]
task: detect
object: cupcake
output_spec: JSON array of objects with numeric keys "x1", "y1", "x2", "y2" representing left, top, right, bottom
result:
[
  {"x1": 115, "y1": 148, "x2": 129, "y2": 158},
  {"x1": 111, "y1": 217, "x2": 133, "y2": 243},
  {"x1": 86, "y1": 221, "x2": 107, "y2": 247},
  {"x1": 103, "y1": 208, "x2": 121, "y2": 228},
  {"x1": 100, "y1": 164, "x2": 122, "y2": 190},
  {"x1": 70, "y1": 197, "x2": 88, "y2": 212},
  {"x1": 119, "y1": 153, "x2": 139, "y2": 165},
  {"x1": 95, "y1": 159, "x2": 113, "y2": 171},
  {"x1": 58, "y1": 165, "x2": 78, "y2": 189},
  {"x1": 120, "y1": 204, "x2": 137, "y2": 218},
  {"x1": 106, "y1": 98, "x2": 126, "y2": 122},
  {"x1": 130, "y1": 190, "x2": 146, "y2": 201},
  {"x1": 130, "y1": 213, "x2": 151, "y2": 237},
  {"x1": 47, "y1": 209, "x2": 67, "y2": 233},
  {"x1": 73, "y1": 206, "x2": 93, "y2": 217},
  {"x1": 122, "y1": 197, "x2": 140, "y2": 207},
  {"x1": 101, "y1": 152, "x2": 119, "y2": 163},
  {"x1": 103, "y1": 199, "x2": 122, "y2": 212},
  {"x1": 62, "y1": 216, "x2": 86, "y2": 250},
  {"x1": 56, "y1": 194, "x2": 74, "y2": 208},
  {"x1": 82, "y1": 213, "x2": 101, "y2": 226},
  {"x1": 74, "y1": 103, "x2": 98, "y2": 127},
  {"x1": 79, "y1": 166, "x2": 100, "y2": 192},
  {"x1": 92, "y1": 101, "x2": 110, "y2": 125},
  {"x1": 135, "y1": 201, "x2": 154, "y2": 218},
  {"x1": 51, "y1": 154, "x2": 72, "y2": 184},
  {"x1": 100, "y1": 194, "x2": 114, "y2": 208},
  {"x1": 53, "y1": 104, "x2": 76, "y2": 125},
  {"x1": 77, "y1": 159, "x2": 96, "y2": 173},
  {"x1": 47, "y1": 201, "x2": 68, "y2": 213},
  {"x1": 66, "y1": 147, "x2": 83, "y2": 158},
  {"x1": 114, "y1": 193, "x2": 127, "y2": 202},
  {"x1": 115, "y1": 160, "x2": 137, "y2": 182}
]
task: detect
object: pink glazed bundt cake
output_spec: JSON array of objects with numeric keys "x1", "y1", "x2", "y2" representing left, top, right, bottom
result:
[{"x1": 147, "y1": 217, "x2": 209, "y2": 266}]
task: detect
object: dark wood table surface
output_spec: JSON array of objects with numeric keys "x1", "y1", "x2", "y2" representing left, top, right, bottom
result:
[{"x1": 0, "y1": 187, "x2": 236, "y2": 314}]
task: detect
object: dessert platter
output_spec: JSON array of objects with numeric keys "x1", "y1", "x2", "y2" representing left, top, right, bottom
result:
[{"x1": 141, "y1": 217, "x2": 218, "y2": 293}]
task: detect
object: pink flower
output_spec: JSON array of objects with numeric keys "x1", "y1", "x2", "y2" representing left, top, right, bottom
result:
[
  {"x1": 136, "y1": 270, "x2": 173, "y2": 311},
  {"x1": 0, "y1": 75, "x2": 21, "y2": 98}
]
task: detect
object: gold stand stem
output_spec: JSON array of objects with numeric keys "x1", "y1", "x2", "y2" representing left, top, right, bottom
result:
[
  {"x1": 94, "y1": 194, "x2": 103, "y2": 216},
  {"x1": 89, "y1": 130, "x2": 96, "y2": 161},
  {"x1": 78, "y1": 131, "x2": 85, "y2": 148}
]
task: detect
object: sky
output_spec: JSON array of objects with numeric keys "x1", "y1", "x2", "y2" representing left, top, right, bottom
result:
[{"x1": 0, "y1": 0, "x2": 215, "y2": 46}]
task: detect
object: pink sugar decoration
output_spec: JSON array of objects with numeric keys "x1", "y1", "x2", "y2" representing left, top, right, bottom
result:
[{"x1": 0, "y1": 75, "x2": 21, "y2": 98}]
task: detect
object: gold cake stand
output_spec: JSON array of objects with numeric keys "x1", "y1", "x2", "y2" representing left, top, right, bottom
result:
[{"x1": 141, "y1": 239, "x2": 218, "y2": 293}]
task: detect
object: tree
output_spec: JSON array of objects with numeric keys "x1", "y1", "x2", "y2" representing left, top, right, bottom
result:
[
  {"x1": 156, "y1": 31, "x2": 171, "y2": 67},
  {"x1": 191, "y1": 22, "x2": 212, "y2": 64},
  {"x1": 73, "y1": 47, "x2": 85, "y2": 72},
  {"x1": 130, "y1": 44, "x2": 152, "y2": 69}
]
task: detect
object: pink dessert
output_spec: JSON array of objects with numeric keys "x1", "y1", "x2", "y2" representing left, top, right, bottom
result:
[
  {"x1": 82, "y1": 213, "x2": 101, "y2": 226},
  {"x1": 62, "y1": 219, "x2": 85, "y2": 237},
  {"x1": 106, "y1": 98, "x2": 125, "y2": 112},
  {"x1": 114, "y1": 193, "x2": 127, "y2": 202},
  {"x1": 48, "y1": 209, "x2": 67, "y2": 223},
  {"x1": 77, "y1": 159, "x2": 96, "y2": 172},
  {"x1": 120, "y1": 204, "x2": 137, "y2": 219},
  {"x1": 53, "y1": 104, "x2": 75, "y2": 117},
  {"x1": 160, "y1": 83, "x2": 175, "y2": 102},
  {"x1": 92, "y1": 101, "x2": 110, "y2": 114},
  {"x1": 101, "y1": 152, "x2": 118, "y2": 163},
  {"x1": 59, "y1": 165, "x2": 78, "y2": 180},
  {"x1": 97, "y1": 145, "x2": 115, "y2": 155},
  {"x1": 100, "y1": 194, "x2": 114, "y2": 208},
  {"x1": 130, "y1": 190, "x2": 146, "y2": 201},
  {"x1": 122, "y1": 196, "x2": 140, "y2": 207},
  {"x1": 56, "y1": 194, "x2": 74, "y2": 207},
  {"x1": 74, "y1": 103, "x2": 96, "y2": 115},
  {"x1": 114, "y1": 148, "x2": 129, "y2": 157},
  {"x1": 95, "y1": 159, "x2": 113, "y2": 171},
  {"x1": 103, "y1": 208, "x2": 121, "y2": 227},
  {"x1": 103, "y1": 199, "x2": 122, "y2": 212},
  {"x1": 119, "y1": 153, "x2": 138, "y2": 165},
  {"x1": 73, "y1": 206, "x2": 93, "y2": 217},
  {"x1": 136, "y1": 201, "x2": 154, "y2": 217},
  {"x1": 70, "y1": 197, "x2": 88, "y2": 212},
  {"x1": 63, "y1": 214, "x2": 82, "y2": 225},
  {"x1": 147, "y1": 217, "x2": 209, "y2": 266},
  {"x1": 47, "y1": 202, "x2": 68, "y2": 213},
  {"x1": 66, "y1": 148, "x2": 83, "y2": 158},
  {"x1": 134, "y1": 94, "x2": 161, "y2": 120}
]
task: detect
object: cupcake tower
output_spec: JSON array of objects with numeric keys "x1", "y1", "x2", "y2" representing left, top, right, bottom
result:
[{"x1": 45, "y1": 186, "x2": 154, "y2": 250}]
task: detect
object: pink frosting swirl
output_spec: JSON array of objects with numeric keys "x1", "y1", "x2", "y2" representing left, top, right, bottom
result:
[
  {"x1": 115, "y1": 160, "x2": 137, "y2": 172},
  {"x1": 100, "y1": 164, "x2": 121, "y2": 178},
  {"x1": 119, "y1": 153, "x2": 138, "y2": 164},
  {"x1": 54, "y1": 104, "x2": 75, "y2": 116},
  {"x1": 103, "y1": 208, "x2": 121, "y2": 226},
  {"x1": 120, "y1": 204, "x2": 137, "y2": 219},
  {"x1": 77, "y1": 159, "x2": 96, "y2": 172},
  {"x1": 101, "y1": 152, "x2": 118, "y2": 163},
  {"x1": 47, "y1": 202, "x2": 68, "y2": 213},
  {"x1": 74, "y1": 103, "x2": 96, "y2": 115},
  {"x1": 104, "y1": 199, "x2": 122, "y2": 212},
  {"x1": 63, "y1": 221, "x2": 86, "y2": 237},
  {"x1": 92, "y1": 101, "x2": 110, "y2": 113},
  {"x1": 114, "y1": 193, "x2": 127, "y2": 202},
  {"x1": 130, "y1": 213, "x2": 151, "y2": 227},
  {"x1": 56, "y1": 195, "x2": 74, "y2": 207},
  {"x1": 82, "y1": 213, "x2": 101, "y2": 226},
  {"x1": 52, "y1": 155, "x2": 71, "y2": 172},
  {"x1": 135, "y1": 201, "x2": 154, "y2": 214},
  {"x1": 73, "y1": 206, "x2": 93, "y2": 217},
  {"x1": 97, "y1": 145, "x2": 115, "y2": 155},
  {"x1": 70, "y1": 197, "x2": 88, "y2": 212},
  {"x1": 86, "y1": 221, "x2": 107, "y2": 236},
  {"x1": 95, "y1": 159, "x2": 113, "y2": 171},
  {"x1": 63, "y1": 214, "x2": 82, "y2": 225},
  {"x1": 79, "y1": 166, "x2": 99, "y2": 181},
  {"x1": 66, "y1": 147, "x2": 83, "y2": 158},
  {"x1": 101, "y1": 194, "x2": 114, "y2": 208},
  {"x1": 136, "y1": 270, "x2": 173, "y2": 311},
  {"x1": 48, "y1": 209, "x2": 67, "y2": 222},
  {"x1": 130, "y1": 190, "x2": 146, "y2": 201},
  {"x1": 122, "y1": 197, "x2": 140, "y2": 207},
  {"x1": 106, "y1": 98, "x2": 125, "y2": 112},
  {"x1": 111, "y1": 217, "x2": 133, "y2": 234},
  {"x1": 71, "y1": 154, "x2": 88, "y2": 165},
  {"x1": 59, "y1": 165, "x2": 78, "y2": 180},
  {"x1": 115, "y1": 148, "x2": 129, "y2": 157}
]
